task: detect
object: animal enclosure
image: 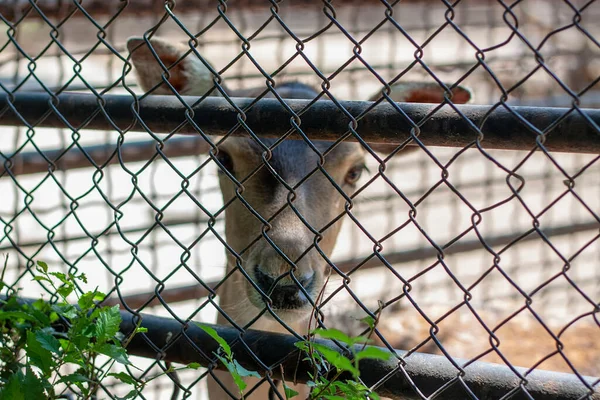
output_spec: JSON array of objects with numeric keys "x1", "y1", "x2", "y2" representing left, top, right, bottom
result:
[{"x1": 0, "y1": 0, "x2": 599, "y2": 399}]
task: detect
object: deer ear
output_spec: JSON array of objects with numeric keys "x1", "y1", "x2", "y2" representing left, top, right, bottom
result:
[
  {"x1": 369, "y1": 82, "x2": 472, "y2": 104},
  {"x1": 367, "y1": 82, "x2": 473, "y2": 154},
  {"x1": 127, "y1": 36, "x2": 218, "y2": 96}
]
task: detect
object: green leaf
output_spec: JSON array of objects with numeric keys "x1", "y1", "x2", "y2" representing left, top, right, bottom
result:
[
  {"x1": 355, "y1": 347, "x2": 392, "y2": 362},
  {"x1": 77, "y1": 293, "x2": 93, "y2": 311},
  {"x1": 48, "y1": 271, "x2": 68, "y2": 283},
  {"x1": 312, "y1": 328, "x2": 354, "y2": 344},
  {"x1": 51, "y1": 303, "x2": 77, "y2": 319},
  {"x1": 330, "y1": 379, "x2": 365, "y2": 395},
  {"x1": 48, "y1": 311, "x2": 59, "y2": 323},
  {"x1": 56, "y1": 373, "x2": 89, "y2": 385},
  {"x1": 232, "y1": 359, "x2": 260, "y2": 378},
  {"x1": 88, "y1": 307, "x2": 101, "y2": 320},
  {"x1": 116, "y1": 389, "x2": 140, "y2": 400},
  {"x1": 95, "y1": 343, "x2": 131, "y2": 365},
  {"x1": 61, "y1": 352, "x2": 88, "y2": 367},
  {"x1": 216, "y1": 354, "x2": 246, "y2": 393},
  {"x1": 283, "y1": 382, "x2": 299, "y2": 399},
  {"x1": 0, "y1": 310, "x2": 38, "y2": 322},
  {"x1": 30, "y1": 307, "x2": 52, "y2": 326},
  {"x1": 58, "y1": 338, "x2": 72, "y2": 351},
  {"x1": 294, "y1": 341, "x2": 309, "y2": 352},
  {"x1": 1, "y1": 297, "x2": 16, "y2": 311},
  {"x1": 198, "y1": 324, "x2": 231, "y2": 358},
  {"x1": 35, "y1": 329, "x2": 62, "y2": 355},
  {"x1": 36, "y1": 260, "x2": 48, "y2": 273},
  {"x1": 81, "y1": 322, "x2": 97, "y2": 338},
  {"x1": 26, "y1": 331, "x2": 54, "y2": 375},
  {"x1": 108, "y1": 372, "x2": 138, "y2": 386},
  {"x1": 57, "y1": 284, "x2": 74, "y2": 299},
  {"x1": 0, "y1": 371, "x2": 25, "y2": 400},
  {"x1": 77, "y1": 272, "x2": 88, "y2": 284},
  {"x1": 23, "y1": 366, "x2": 46, "y2": 400},
  {"x1": 335, "y1": 379, "x2": 380, "y2": 399},
  {"x1": 118, "y1": 390, "x2": 139, "y2": 400},
  {"x1": 61, "y1": 306, "x2": 79, "y2": 320},
  {"x1": 295, "y1": 341, "x2": 329, "y2": 372},
  {"x1": 187, "y1": 362, "x2": 201, "y2": 370},
  {"x1": 95, "y1": 305, "x2": 122, "y2": 342},
  {"x1": 360, "y1": 316, "x2": 375, "y2": 330},
  {"x1": 32, "y1": 298, "x2": 51, "y2": 312},
  {"x1": 312, "y1": 328, "x2": 369, "y2": 346},
  {"x1": 135, "y1": 327, "x2": 148, "y2": 333},
  {"x1": 78, "y1": 290, "x2": 105, "y2": 311},
  {"x1": 322, "y1": 380, "x2": 344, "y2": 400},
  {"x1": 67, "y1": 319, "x2": 92, "y2": 351},
  {"x1": 310, "y1": 343, "x2": 359, "y2": 378}
]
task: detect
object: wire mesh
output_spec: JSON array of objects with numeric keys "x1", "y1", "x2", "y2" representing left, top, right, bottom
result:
[{"x1": 0, "y1": 1, "x2": 599, "y2": 399}]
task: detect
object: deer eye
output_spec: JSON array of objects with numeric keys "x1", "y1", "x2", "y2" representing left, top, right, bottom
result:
[
  {"x1": 345, "y1": 164, "x2": 367, "y2": 186},
  {"x1": 215, "y1": 150, "x2": 234, "y2": 174}
]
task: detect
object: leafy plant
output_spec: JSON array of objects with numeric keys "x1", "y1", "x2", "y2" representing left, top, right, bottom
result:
[
  {"x1": 0, "y1": 260, "x2": 142, "y2": 400},
  {"x1": 198, "y1": 324, "x2": 261, "y2": 398},
  {"x1": 198, "y1": 316, "x2": 391, "y2": 400},
  {"x1": 0, "y1": 257, "x2": 392, "y2": 399},
  {"x1": 294, "y1": 316, "x2": 392, "y2": 400}
]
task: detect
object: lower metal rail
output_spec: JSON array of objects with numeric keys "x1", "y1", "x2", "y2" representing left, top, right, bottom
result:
[
  {"x1": 123, "y1": 309, "x2": 600, "y2": 400},
  {"x1": 3, "y1": 296, "x2": 598, "y2": 399}
]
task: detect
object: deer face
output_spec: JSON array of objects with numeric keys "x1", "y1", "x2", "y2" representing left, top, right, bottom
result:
[
  {"x1": 215, "y1": 136, "x2": 365, "y2": 319},
  {"x1": 127, "y1": 37, "x2": 471, "y2": 324}
]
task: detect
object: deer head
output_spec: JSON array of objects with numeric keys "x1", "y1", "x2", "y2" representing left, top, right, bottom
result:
[{"x1": 127, "y1": 37, "x2": 472, "y2": 327}]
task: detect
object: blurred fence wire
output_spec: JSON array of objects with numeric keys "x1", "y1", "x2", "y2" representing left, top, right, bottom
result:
[{"x1": 0, "y1": 1, "x2": 599, "y2": 399}]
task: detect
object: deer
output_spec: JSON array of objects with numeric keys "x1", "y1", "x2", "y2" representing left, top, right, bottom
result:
[{"x1": 127, "y1": 36, "x2": 472, "y2": 400}]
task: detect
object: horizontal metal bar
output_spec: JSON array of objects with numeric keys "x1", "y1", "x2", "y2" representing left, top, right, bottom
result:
[
  {"x1": 122, "y1": 310, "x2": 600, "y2": 400},
  {"x1": 0, "y1": 92, "x2": 599, "y2": 153},
  {"x1": 0, "y1": 137, "x2": 208, "y2": 176},
  {"x1": 0, "y1": 0, "x2": 466, "y2": 21},
  {"x1": 0, "y1": 0, "x2": 255, "y2": 20},
  {"x1": 104, "y1": 219, "x2": 600, "y2": 309},
  {"x1": 3, "y1": 296, "x2": 597, "y2": 399}
]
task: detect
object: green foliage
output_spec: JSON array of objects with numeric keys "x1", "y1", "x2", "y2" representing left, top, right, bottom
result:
[
  {"x1": 199, "y1": 324, "x2": 232, "y2": 358},
  {"x1": 293, "y1": 322, "x2": 392, "y2": 400},
  {"x1": 197, "y1": 318, "x2": 391, "y2": 400},
  {"x1": 1, "y1": 257, "x2": 392, "y2": 399},
  {"x1": 198, "y1": 324, "x2": 261, "y2": 398},
  {"x1": 0, "y1": 259, "x2": 142, "y2": 399},
  {"x1": 283, "y1": 381, "x2": 299, "y2": 399}
]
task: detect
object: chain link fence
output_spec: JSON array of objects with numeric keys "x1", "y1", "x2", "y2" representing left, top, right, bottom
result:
[{"x1": 0, "y1": 0, "x2": 599, "y2": 399}]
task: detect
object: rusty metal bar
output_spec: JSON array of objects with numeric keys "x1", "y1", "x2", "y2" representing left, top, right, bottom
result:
[
  {"x1": 0, "y1": 92, "x2": 599, "y2": 154},
  {"x1": 104, "y1": 219, "x2": 600, "y2": 309}
]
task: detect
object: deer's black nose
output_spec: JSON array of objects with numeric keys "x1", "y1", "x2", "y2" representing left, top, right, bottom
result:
[{"x1": 253, "y1": 266, "x2": 314, "y2": 310}]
